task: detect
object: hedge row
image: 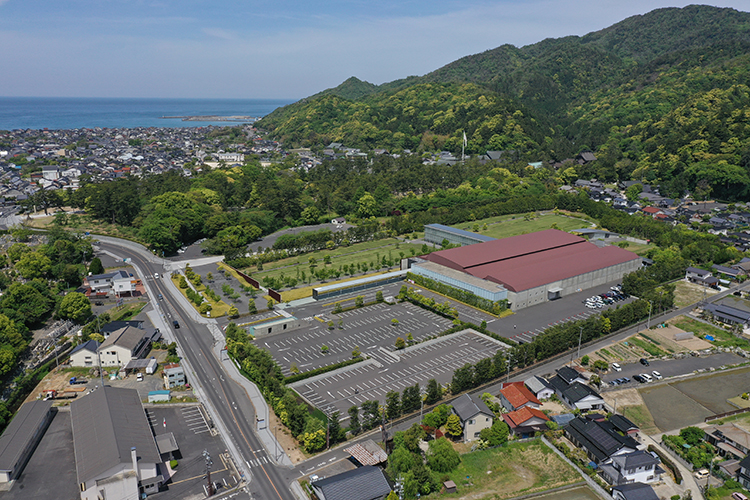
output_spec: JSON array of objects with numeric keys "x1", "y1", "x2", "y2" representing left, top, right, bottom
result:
[
  {"x1": 406, "y1": 272, "x2": 508, "y2": 315},
  {"x1": 284, "y1": 357, "x2": 366, "y2": 384}
]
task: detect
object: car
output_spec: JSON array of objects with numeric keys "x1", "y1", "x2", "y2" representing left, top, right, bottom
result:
[
  {"x1": 694, "y1": 469, "x2": 709, "y2": 480},
  {"x1": 154, "y1": 273, "x2": 160, "y2": 279},
  {"x1": 173, "y1": 320, "x2": 180, "y2": 329},
  {"x1": 612, "y1": 362, "x2": 622, "y2": 372},
  {"x1": 610, "y1": 379, "x2": 619, "y2": 386},
  {"x1": 633, "y1": 374, "x2": 645, "y2": 383},
  {"x1": 640, "y1": 358, "x2": 650, "y2": 366},
  {"x1": 136, "y1": 373, "x2": 143, "y2": 382},
  {"x1": 641, "y1": 373, "x2": 653, "y2": 383},
  {"x1": 652, "y1": 370, "x2": 662, "y2": 380},
  {"x1": 158, "y1": 293, "x2": 163, "y2": 300},
  {"x1": 621, "y1": 377, "x2": 631, "y2": 383}
]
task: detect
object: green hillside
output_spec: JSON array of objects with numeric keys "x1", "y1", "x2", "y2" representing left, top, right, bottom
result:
[{"x1": 258, "y1": 5, "x2": 750, "y2": 200}]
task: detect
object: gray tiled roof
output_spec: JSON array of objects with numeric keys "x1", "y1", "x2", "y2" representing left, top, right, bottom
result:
[
  {"x1": 71, "y1": 387, "x2": 160, "y2": 485},
  {"x1": 312, "y1": 465, "x2": 391, "y2": 500},
  {"x1": 99, "y1": 325, "x2": 145, "y2": 352},
  {"x1": 612, "y1": 482, "x2": 659, "y2": 500},
  {"x1": 452, "y1": 393, "x2": 493, "y2": 422},
  {"x1": 0, "y1": 400, "x2": 53, "y2": 473}
]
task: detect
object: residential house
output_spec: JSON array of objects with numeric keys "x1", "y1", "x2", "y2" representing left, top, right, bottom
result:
[
  {"x1": 705, "y1": 423, "x2": 750, "y2": 459},
  {"x1": 310, "y1": 465, "x2": 392, "y2": 500},
  {"x1": 524, "y1": 375, "x2": 555, "y2": 400},
  {"x1": 556, "y1": 366, "x2": 587, "y2": 385},
  {"x1": 702, "y1": 303, "x2": 750, "y2": 328},
  {"x1": 98, "y1": 326, "x2": 150, "y2": 367},
  {"x1": 712, "y1": 264, "x2": 743, "y2": 279},
  {"x1": 100, "y1": 320, "x2": 145, "y2": 339},
  {"x1": 162, "y1": 363, "x2": 186, "y2": 389},
  {"x1": 499, "y1": 383, "x2": 541, "y2": 412},
  {"x1": 685, "y1": 267, "x2": 717, "y2": 287},
  {"x1": 69, "y1": 340, "x2": 101, "y2": 367},
  {"x1": 740, "y1": 455, "x2": 750, "y2": 490},
  {"x1": 71, "y1": 387, "x2": 163, "y2": 500},
  {"x1": 564, "y1": 416, "x2": 639, "y2": 464},
  {"x1": 216, "y1": 152, "x2": 244, "y2": 164},
  {"x1": 502, "y1": 407, "x2": 549, "y2": 438},
  {"x1": 84, "y1": 270, "x2": 137, "y2": 296},
  {"x1": 600, "y1": 450, "x2": 664, "y2": 485},
  {"x1": 557, "y1": 382, "x2": 606, "y2": 411},
  {"x1": 611, "y1": 482, "x2": 659, "y2": 500},
  {"x1": 609, "y1": 414, "x2": 640, "y2": 437},
  {"x1": 452, "y1": 393, "x2": 494, "y2": 442}
]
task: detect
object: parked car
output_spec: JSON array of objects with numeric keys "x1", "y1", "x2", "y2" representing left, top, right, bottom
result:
[
  {"x1": 640, "y1": 358, "x2": 650, "y2": 366},
  {"x1": 612, "y1": 362, "x2": 622, "y2": 372},
  {"x1": 136, "y1": 373, "x2": 143, "y2": 382},
  {"x1": 652, "y1": 371, "x2": 662, "y2": 380},
  {"x1": 641, "y1": 373, "x2": 653, "y2": 383},
  {"x1": 621, "y1": 377, "x2": 631, "y2": 383},
  {"x1": 94, "y1": 301, "x2": 104, "y2": 306},
  {"x1": 633, "y1": 374, "x2": 645, "y2": 383},
  {"x1": 694, "y1": 469, "x2": 709, "y2": 480}
]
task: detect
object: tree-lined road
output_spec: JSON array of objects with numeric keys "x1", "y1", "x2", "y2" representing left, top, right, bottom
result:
[{"x1": 99, "y1": 241, "x2": 295, "y2": 500}]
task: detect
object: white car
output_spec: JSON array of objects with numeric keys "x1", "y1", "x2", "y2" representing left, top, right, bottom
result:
[
  {"x1": 641, "y1": 373, "x2": 653, "y2": 383},
  {"x1": 154, "y1": 273, "x2": 159, "y2": 279},
  {"x1": 652, "y1": 370, "x2": 662, "y2": 380},
  {"x1": 612, "y1": 363, "x2": 622, "y2": 372}
]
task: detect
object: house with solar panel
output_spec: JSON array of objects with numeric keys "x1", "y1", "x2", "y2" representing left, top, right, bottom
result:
[{"x1": 564, "y1": 415, "x2": 640, "y2": 465}]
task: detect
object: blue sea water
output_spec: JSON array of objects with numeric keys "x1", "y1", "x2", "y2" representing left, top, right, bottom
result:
[{"x1": 0, "y1": 97, "x2": 295, "y2": 131}]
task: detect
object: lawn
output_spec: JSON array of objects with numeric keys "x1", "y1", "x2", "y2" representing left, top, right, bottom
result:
[
  {"x1": 441, "y1": 440, "x2": 580, "y2": 500},
  {"x1": 242, "y1": 238, "x2": 423, "y2": 287},
  {"x1": 452, "y1": 212, "x2": 597, "y2": 240},
  {"x1": 109, "y1": 300, "x2": 148, "y2": 321},
  {"x1": 670, "y1": 317, "x2": 750, "y2": 349},
  {"x1": 621, "y1": 405, "x2": 659, "y2": 435}
]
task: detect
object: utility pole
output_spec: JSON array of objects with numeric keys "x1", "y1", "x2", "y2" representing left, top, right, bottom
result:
[
  {"x1": 203, "y1": 450, "x2": 213, "y2": 496},
  {"x1": 647, "y1": 300, "x2": 653, "y2": 329},
  {"x1": 577, "y1": 326, "x2": 583, "y2": 361}
]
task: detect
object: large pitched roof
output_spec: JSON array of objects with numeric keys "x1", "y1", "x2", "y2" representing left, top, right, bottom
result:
[
  {"x1": 423, "y1": 229, "x2": 639, "y2": 292},
  {"x1": 71, "y1": 387, "x2": 160, "y2": 485},
  {"x1": 452, "y1": 393, "x2": 493, "y2": 422},
  {"x1": 612, "y1": 482, "x2": 659, "y2": 500},
  {"x1": 562, "y1": 382, "x2": 603, "y2": 403},
  {"x1": 0, "y1": 400, "x2": 52, "y2": 473},
  {"x1": 99, "y1": 325, "x2": 145, "y2": 352},
  {"x1": 70, "y1": 339, "x2": 100, "y2": 356},
  {"x1": 565, "y1": 417, "x2": 638, "y2": 462},
  {"x1": 312, "y1": 465, "x2": 391, "y2": 500}
]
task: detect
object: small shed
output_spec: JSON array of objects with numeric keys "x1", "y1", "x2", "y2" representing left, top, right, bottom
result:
[
  {"x1": 148, "y1": 390, "x2": 171, "y2": 403},
  {"x1": 443, "y1": 480, "x2": 457, "y2": 494}
]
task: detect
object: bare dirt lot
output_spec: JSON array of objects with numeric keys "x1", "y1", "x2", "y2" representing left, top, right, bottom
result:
[{"x1": 648, "y1": 324, "x2": 712, "y2": 352}]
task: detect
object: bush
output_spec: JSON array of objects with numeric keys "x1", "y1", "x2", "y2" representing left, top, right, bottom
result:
[{"x1": 170, "y1": 459, "x2": 178, "y2": 468}]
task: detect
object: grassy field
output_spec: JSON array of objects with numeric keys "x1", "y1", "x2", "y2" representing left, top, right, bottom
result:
[
  {"x1": 242, "y1": 238, "x2": 423, "y2": 286},
  {"x1": 452, "y1": 212, "x2": 596, "y2": 240},
  {"x1": 673, "y1": 280, "x2": 720, "y2": 308},
  {"x1": 670, "y1": 317, "x2": 750, "y2": 349},
  {"x1": 621, "y1": 404, "x2": 659, "y2": 435},
  {"x1": 441, "y1": 440, "x2": 580, "y2": 500},
  {"x1": 617, "y1": 241, "x2": 656, "y2": 256}
]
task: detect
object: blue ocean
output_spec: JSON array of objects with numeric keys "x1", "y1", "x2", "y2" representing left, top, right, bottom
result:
[{"x1": 0, "y1": 97, "x2": 296, "y2": 130}]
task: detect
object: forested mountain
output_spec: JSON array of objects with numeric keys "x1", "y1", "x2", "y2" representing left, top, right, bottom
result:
[{"x1": 259, "y1": 5, "x2": 750, "y2": 199}]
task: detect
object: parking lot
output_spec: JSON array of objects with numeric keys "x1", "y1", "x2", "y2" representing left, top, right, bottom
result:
[
  {"x1": 256, "y1": 302, "x2": 454, "y2": 376},
  {"x1": 600, "y1": 351, "x2": 743, "y2": 387},
  {"x1": 145, "y1": 405, "x2": 240, "y2": 500},
  {"x1": 289, "y1": 329, "x2": 508, "y2": 416}
]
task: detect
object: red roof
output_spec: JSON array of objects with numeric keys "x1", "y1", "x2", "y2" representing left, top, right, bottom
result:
[
  {"x1": 501, "y1": 407, "x2": 549, "y2": 428},
  {"x1": 642, "y1": 206, "x2": 662, "y2": 214},
  {"x1": 500, "y1": 384, "x2": 540, "y2": 410},
  {"x1": 424, "y1": 229, "x2": 640, "y2": 292}
]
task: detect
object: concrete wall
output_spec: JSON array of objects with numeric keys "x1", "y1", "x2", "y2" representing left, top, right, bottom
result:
[
  {"x1": 507, "y1": 258, "x2": 641, "y2": 311},
  {"x1": 250, "y1": 318, "x2": 310, "y2": 338}
]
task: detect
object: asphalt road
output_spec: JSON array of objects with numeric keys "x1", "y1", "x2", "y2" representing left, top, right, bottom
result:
[{"x1": 99, "y1": 242, "x2": 294, "y2": 500}]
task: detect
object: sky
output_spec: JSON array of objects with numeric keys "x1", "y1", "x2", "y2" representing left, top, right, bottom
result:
[{"x1": 0, "y1": 1, "x2": 748, "y2": 100}]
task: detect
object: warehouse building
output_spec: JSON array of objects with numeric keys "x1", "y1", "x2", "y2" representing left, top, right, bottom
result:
[
  {"x1": 411, "y1": 229, "x2": 641, "y2": 311},
  {"x1": 0, "y1": 400, "x2": 54, "y2": 484},
  {"x1": 423, "y1": 223, "x2": 496, "y2": 247}
]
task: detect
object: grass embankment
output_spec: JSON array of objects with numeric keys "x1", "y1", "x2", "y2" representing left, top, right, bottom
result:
[
  {"x1": 453, "y1": 212, "x2": 595, "y2": 239},
  {"x1": 671, "y1": 317, "x2": 750, "y2": 349},
  {"x1": 109, "y1": 300, "x2": 148, "y2": 321},
  {"x1": 441, "y1": 440, "x2": 580, "y2": 500},
  {"x1": 170, "y1": 275, "x2": 232, "y2": 317}
]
